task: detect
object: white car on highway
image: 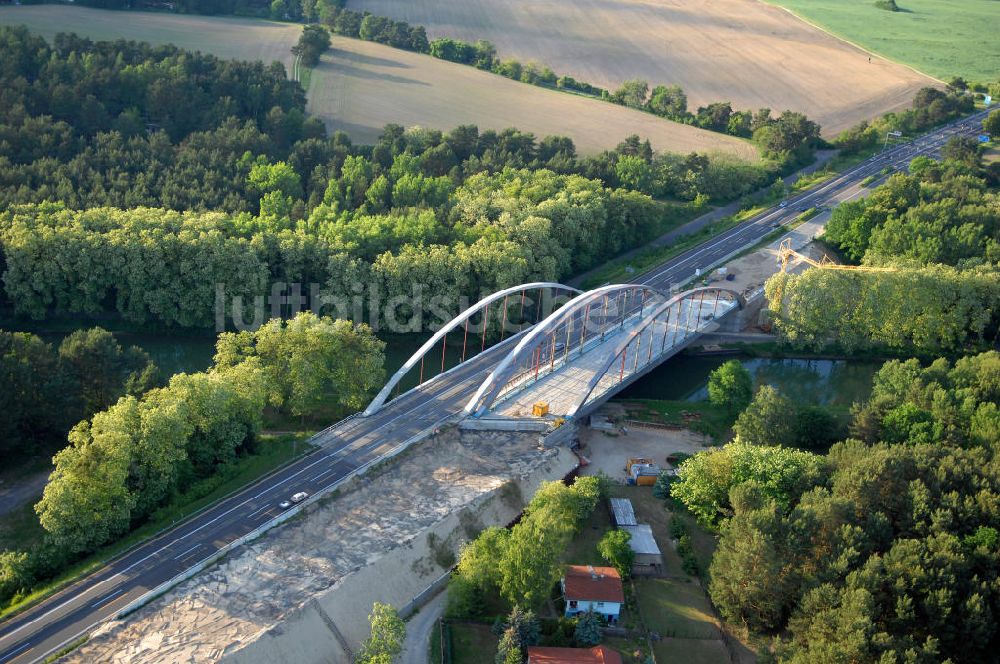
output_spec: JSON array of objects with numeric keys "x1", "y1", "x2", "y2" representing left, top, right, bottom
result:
[{"x1": 279, "y1": 492, "x2": 309, "y2": 509}]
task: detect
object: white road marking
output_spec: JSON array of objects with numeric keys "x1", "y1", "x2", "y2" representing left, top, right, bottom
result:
[
  {"x1": 0, "y1": 641, "x2": 31, "y2": 663},
  {"x1": 172, "y1": 544, "x2": 201, "y2": 561},
  {"x1": 89, "y1": 588, "x2": 125, "y2": 609},
  {"x1": 310, "y1": 467, "x2": 338, "y2": 482},
  {"x1": 247, "y1": 504, "x2": 271, "y2": 519}
]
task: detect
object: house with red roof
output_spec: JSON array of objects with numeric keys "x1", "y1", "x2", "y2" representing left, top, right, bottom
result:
[
  {"x1": 561, "y1": 564, "x2": 624, "y2": 623},
  {"x1": 526, "y1": 645, "x2": 623, "y2": 664}
]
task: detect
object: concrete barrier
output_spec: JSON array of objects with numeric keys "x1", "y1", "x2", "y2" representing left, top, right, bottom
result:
[{"x1": 459, "y1": 417, "x2": 550, "y2": 432}]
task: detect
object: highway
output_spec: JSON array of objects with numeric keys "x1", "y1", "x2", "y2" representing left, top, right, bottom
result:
[{"x1": 0, "y1": 107, "x2": 990, "y2": 664}]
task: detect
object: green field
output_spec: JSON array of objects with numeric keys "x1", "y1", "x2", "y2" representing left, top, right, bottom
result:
[{"x1": 765, "y1": 0, "x2": 999, "y2": 82}]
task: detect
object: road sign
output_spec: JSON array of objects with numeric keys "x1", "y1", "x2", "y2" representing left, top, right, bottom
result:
[{"x1": 889, "y1": 131, "x2": 903, "y2": 137}]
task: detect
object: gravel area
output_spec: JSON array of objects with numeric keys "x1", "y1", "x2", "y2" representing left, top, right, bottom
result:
[{"x1": 66, "y1": 428, "x2": 573, "y2": 664}]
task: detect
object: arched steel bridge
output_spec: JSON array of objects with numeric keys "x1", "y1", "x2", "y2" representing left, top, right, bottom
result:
[{"x1": 365, "y1": 282, "x2": 743, "y2": 421}]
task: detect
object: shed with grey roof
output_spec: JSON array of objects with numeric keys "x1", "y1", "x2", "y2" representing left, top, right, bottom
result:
[
  {"x1": 609, "y1": 497, "x2": 637, "y2": 527},
  {"x1": 622, "y1": 524, "x2": 663, "y2": 572}
]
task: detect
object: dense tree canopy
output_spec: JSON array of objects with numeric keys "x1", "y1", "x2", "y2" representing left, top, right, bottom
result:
[
  {"x1": 834, "y1": 87, "x2": 974, "y2": 155},
  {"x1": 766, "y1": 263, "x2": 1000, "y2": 353},
  {"x1": 292, "y1": 24, "x2": 330, "y2": 67},
  {"x1": 768, "y1": 157, "x2": 1000, "y2": 353},
  {"x1": 0, "y1": 312, "x2": 382, "y2": 607},
  {"x1": 734, "y1": 385, "x2": 844, "y2": 450},
  {"x1": 824, "y1": 160, "x2": 1000, "y2": 265},
  {"x1": 672, "y1": 351, "x2": 1000, "y2": 662},
  {"x1": 0, "y1": 26, "x2": 310, "y2": 212},
  {"x1": 452, "y1": 477, "x2": 604, "y2": 609},
  {"x1": 213, "y1": 311, "x2": 385, "y2": 418},
  {"x1": 0, "y1": 163, "x2": 679, "y2": 328},
  {"x1": 35, "y1": 358, "x2": 269, "y2": 554},
  {"x1": 0, "y1": 26, "x2": 815, "y2": 330},
  {"x1": 850, "y1": 352, "x2": 1000, "y2": 448},
  {"x1": 670, "y1": 441, "x2": 828, "y2": 527},
  {"x1": 0, "y1": 313, "x2": 380, "y2": 616},
  {"x1": 707, "y1": 359, "x2": 753, "y2": 415},
  {"x1": 0, "y1": 327, "x2": 161, "y2": 461}
]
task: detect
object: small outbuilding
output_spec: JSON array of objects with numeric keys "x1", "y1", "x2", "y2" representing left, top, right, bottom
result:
[
  {"x1": 609, "y1": 497, "x2": 637, "y2": 527},
  {"x1": 621, "y1": 524, "x2": 663, "y2": 574}
]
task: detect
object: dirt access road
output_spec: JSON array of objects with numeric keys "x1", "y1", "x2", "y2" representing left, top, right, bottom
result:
[{"x1": 348, "y1": 0, "x2": 938, "y2": 136}]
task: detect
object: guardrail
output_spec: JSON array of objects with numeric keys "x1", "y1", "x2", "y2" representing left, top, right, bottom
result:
[{"x1": 94, "y1": 413, "x2": 367, "y2": 622}]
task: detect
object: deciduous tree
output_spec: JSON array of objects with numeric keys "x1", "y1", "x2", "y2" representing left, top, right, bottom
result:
[
  {"x1": 356, "y1": 602, "x2": 405, "y2": 664},
  {"x1": 597, "y1": 530, "x2": 634, "y2": 578},
  {"x1": 707, "y1": 360, "x2": 753, "y2": 416}
]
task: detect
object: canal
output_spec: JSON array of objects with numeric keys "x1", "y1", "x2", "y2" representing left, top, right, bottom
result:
[
  {"x1": 617, "y1": 354, "x2": 883, "y2": 407},
  {"x1": 14, "y1": 321, "x2": 884, "y2": 410}
]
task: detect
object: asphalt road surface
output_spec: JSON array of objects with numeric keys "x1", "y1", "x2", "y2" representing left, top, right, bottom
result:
[{"x1": 0, "y1": 108, "x2": 990, "y2": 664}]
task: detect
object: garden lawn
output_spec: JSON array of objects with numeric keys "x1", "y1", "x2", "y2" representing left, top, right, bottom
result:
[
  {"x1": 621, "y1": 399, "x2": 733, "y2": 443},
  {"x1": 450, "y1": 622, "x2": 498, "y2": 664},
  {"x1": 561, "y1": 503, "x2": 613, "y2": 567},
  {"x1": 635, "y1": 577, "x2": 720, "y2": 639},
  {"x1": 653, "y1": 637, "x2": 730, "y2": 664}
]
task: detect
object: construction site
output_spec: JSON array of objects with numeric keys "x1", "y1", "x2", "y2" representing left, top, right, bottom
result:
[{"x1": 64, "y1": 427, "x2": 578, "y2": 663}]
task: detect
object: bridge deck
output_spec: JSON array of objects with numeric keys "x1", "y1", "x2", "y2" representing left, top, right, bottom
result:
[{"x1": 494, "y1": 297, "x2": 735, "y2": 418}]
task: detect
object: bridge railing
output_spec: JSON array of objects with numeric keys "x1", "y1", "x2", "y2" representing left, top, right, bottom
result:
[
  {"x1": 568, "y1": 287, "x2": 742, "y2": 417},
  {"x1": 364, "y1": 282, "x2": 579, "y2": 416},
  {"x1": 464, "y1": 284, "x2": 672, "y2": 417}
]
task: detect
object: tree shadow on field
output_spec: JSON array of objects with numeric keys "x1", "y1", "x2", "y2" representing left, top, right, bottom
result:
[
  {"x1": 328, "y1": 47, "x2": 411, "y2": 69},
  {"x1": 317, "y1": 58, "x2": 431, "y2": 87},
  {"x1": 315, "y1": 117, "x2": 388, "y2": 144}
]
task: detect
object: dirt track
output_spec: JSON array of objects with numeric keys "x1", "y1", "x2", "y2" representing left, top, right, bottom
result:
[{"x1": 348, "y1": 0, "x2": 939, "y2": 136}]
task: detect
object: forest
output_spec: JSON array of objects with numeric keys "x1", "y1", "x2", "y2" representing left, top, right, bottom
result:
[
  {"x1": 0, "y1": 311, "x2": 384, "y2": 605},
  {"x1": 0, "y1": 25, "x2": 798, "y2": 331},
  {"x1": 0, "y1": 327, "x2": 160, "y2": 461},
  {"x1": 669, "y1": 351, "x2": 1000, "y2": 663},
  {"x1": 0, "y1": 19, "x2": 996, "y2": 661}
]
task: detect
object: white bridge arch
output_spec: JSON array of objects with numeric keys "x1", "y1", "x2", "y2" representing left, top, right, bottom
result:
[
  {"x1": 562, "y1": 286, "x2": 744, "y2": 418},
  {"x1": 463, "y1": 283, "x2": 671, "y2": 417},
  {"x1": 363, "y1": 282, "x2": 579, "y2": 416}
]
